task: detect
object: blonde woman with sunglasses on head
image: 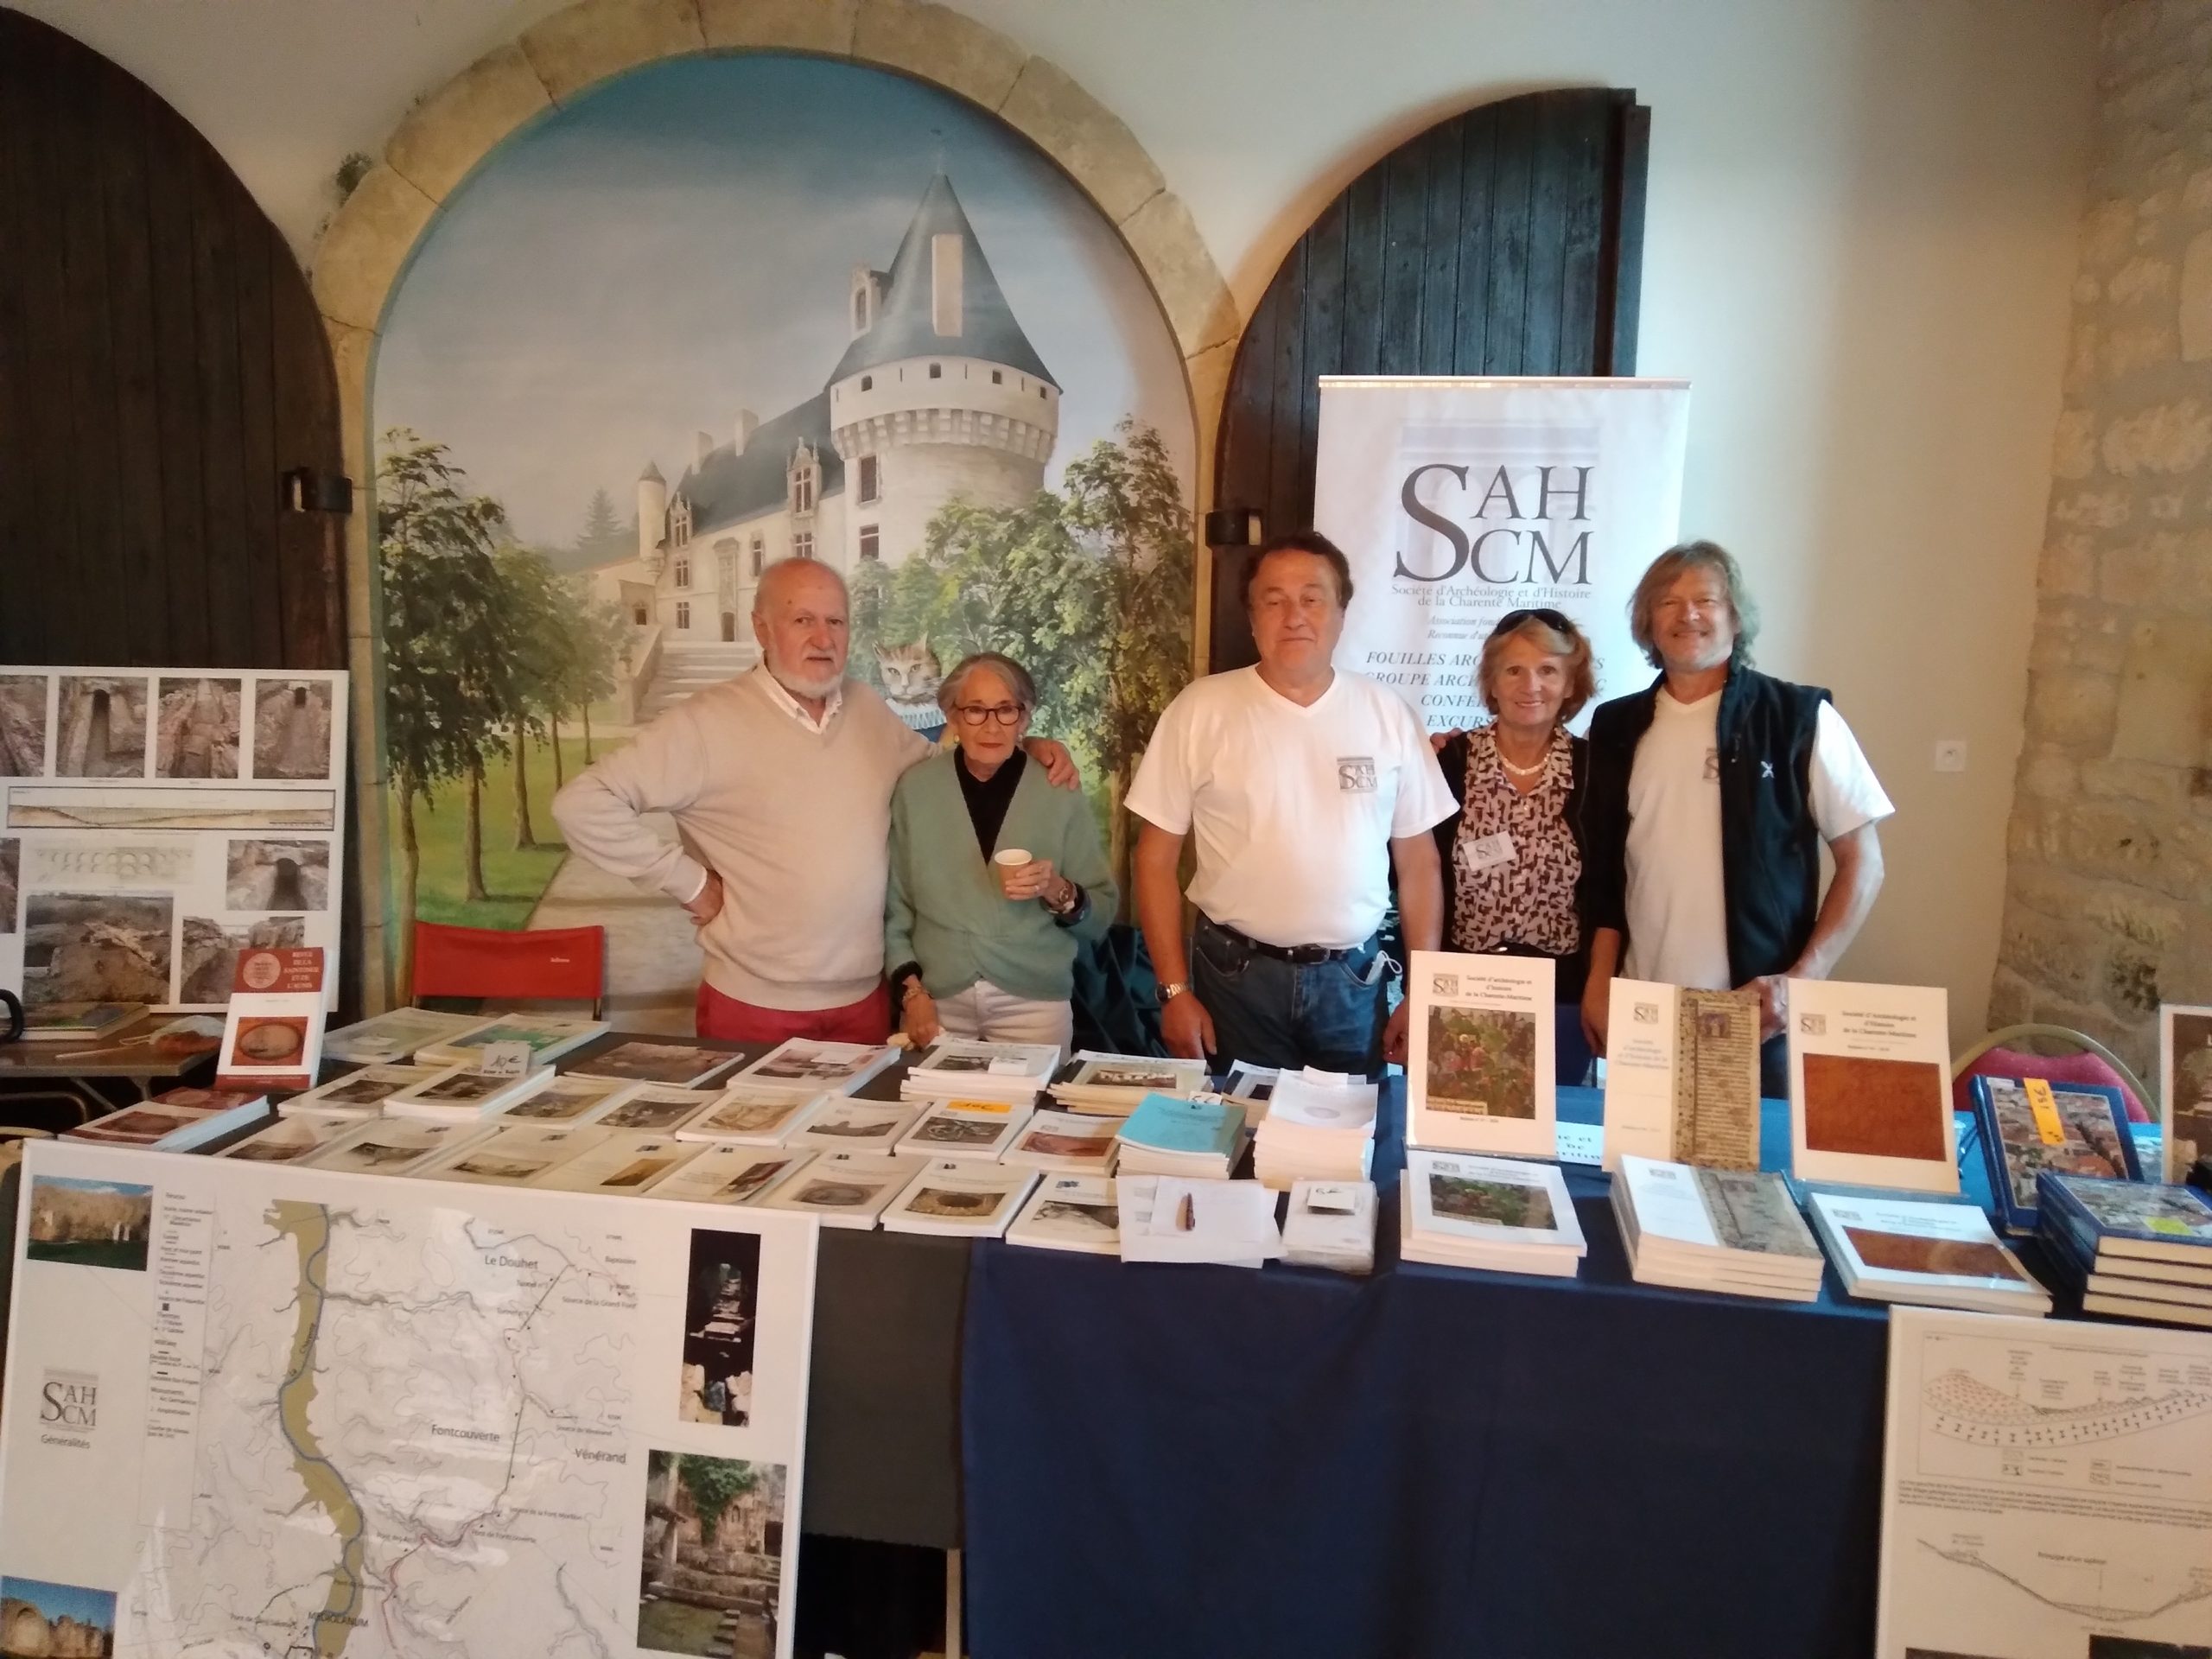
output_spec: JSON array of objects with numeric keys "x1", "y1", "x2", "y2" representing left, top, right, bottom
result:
[{"x1": 885, "y1": 652, "x2": 1116, "y2": 1050}]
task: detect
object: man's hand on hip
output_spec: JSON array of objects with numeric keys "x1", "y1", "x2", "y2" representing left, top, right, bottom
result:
[
  {"x1": 1160, "y1": 986, "x2": 1214, "y2": 1062},
  {"x1": 683, "y1": 870, "x2": 725, "y2": 926}
]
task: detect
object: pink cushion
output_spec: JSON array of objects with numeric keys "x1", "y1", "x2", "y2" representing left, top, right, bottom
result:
[{"x1": 1955, "y1": 1046, "x2": 2150, "y2": 1123}]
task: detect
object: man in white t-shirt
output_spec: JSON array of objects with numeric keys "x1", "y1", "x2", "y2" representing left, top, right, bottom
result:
[
  {"x1": 1128, "y1": 532, "x2": 1456, "y2": 1074},
  {"x1": 1579, "y1": 541, "x2": 1892, "y2": 1096}
]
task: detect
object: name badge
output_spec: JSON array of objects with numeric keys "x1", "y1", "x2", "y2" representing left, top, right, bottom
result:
[{"x1": 1465, "y1": 831, "x2": 1516, "y2": 872}]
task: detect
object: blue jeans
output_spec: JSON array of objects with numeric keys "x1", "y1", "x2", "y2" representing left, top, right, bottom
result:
[{"x1": 1191, "y1": 915, "x2": 1389, "y2": 1076}]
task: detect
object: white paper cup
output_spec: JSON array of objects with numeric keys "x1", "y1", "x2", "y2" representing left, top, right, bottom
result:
[{"x1": 994, "y1": 847, "x2": 1032, "y2": 898}]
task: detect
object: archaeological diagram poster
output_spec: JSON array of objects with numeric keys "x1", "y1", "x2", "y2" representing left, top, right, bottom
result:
[
  {"x1": 0, "y1": 665, "x2": 347, "y2": 1010},
  {"x1": 1876, "y1": 1306, "x2": 2212, "y2": 1658},
  {"x1": 0, "y1": 1139, "x2": 817, "y2": 1658}
]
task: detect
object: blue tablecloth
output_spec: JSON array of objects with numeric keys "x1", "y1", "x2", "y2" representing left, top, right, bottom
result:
[{"x1": 960, "y1": 1087, "x2": 1893, "y2": 1659}]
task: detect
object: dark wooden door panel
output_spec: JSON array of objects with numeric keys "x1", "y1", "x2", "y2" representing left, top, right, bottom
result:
[
  {"x1": 0, "y1": 7, "x2": 345, "y2": 671},
  {"x1": 1211, "y1": 87, "x2": 1649, "y2": 671}
]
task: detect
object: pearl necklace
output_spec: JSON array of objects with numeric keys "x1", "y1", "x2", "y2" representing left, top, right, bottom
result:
[{"x1": 1493, "y1": 734, "x2": 1554, "y2": 779}]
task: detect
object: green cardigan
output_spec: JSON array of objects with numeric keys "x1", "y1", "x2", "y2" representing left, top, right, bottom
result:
[{"x1": 885, "y1": 752, "x2": 1116, "y2": 1003}]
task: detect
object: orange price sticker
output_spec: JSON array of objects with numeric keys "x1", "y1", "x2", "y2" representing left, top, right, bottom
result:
[{"x1": 2022, "y1": 1078, "x2": 2067, "y2": 1148}]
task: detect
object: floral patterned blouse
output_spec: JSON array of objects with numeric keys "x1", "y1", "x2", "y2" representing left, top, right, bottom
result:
[{"x1": 1447, "y1": 727, "x2": 1580, "y2": 957}]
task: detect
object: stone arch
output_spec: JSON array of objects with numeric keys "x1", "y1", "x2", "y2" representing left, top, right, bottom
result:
[{"x1": 314, "y1": 0, "x2": 1235, "y2": 1008}]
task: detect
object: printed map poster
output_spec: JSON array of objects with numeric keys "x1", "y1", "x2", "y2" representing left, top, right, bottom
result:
[
  {"x1": 1788, "y1": 978, "x2": 1959, "y2": 1195},
  {"x1": 0, "y1": 1140, "x2": 817, "y2": 1658},
  {"x1": 0, "y1": 665, "x2": 348, "y2": 1012},
  {"x1": 1877, "y1": 1306, "x2": 2212, "y2": 1658},
  {"x1": 1313, "y1": 378, "x2": 1690, "y2": 733},
  {"x1": 2163, "y1": 1003, "x2": 2212, "y2": 1182},
  {"x1": 1406, "y1": 949, "x2": 1555, "y2": 1158}
]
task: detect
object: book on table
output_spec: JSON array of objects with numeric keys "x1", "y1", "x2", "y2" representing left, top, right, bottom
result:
[
  {"x1": 2037, "y1": 1171, "x2": 2212, "y2": 1325},
  {"x1": 64, "y1": 1087, "x2": 270, "y2": 1152},
  {"x1": 645, "y1": 1144, "x2": 816, "y2": 1206},
  {"x1": 1599, "y1": 978, "x2": 1761, "y2": 1171},
  {"x1": 413, "y1": 1014, "x2": 609, "y2": 1070},
  {"x1": 893, "y1": 1097, "x2": 1034, "y2": 1161},
  {"x1": 217, "y1": 1109, "x2": 361, "y2": 1163},
  {"x1": 734, "y1": 1038, "x2": 899, "y2": 1093},
  {"x1": 495, "y1": 1071, "x2": 642, "y2": 1125},
  {"x1": 18, "y1": 1001, "x2": 143, "y2": 1043},
  {"x1": 1115, "y1": 1092, "x2": 1248, "y2": 1179},
  {"x1": 588, "y1": 1084, "x2": 725, "y2": 1135},
  {"x1": 1805, "y1": 1188, "x2": 2049, "y2": 1315},
  {"x1": 1404, "y1": 950, "x2": 1557, "y2": 1159},
  {"x1": 784, "y1": 1098, "x2": 919, "y2": 1153},
  {"x1": 322, "y1": 1007, "x2": 494, "y2": 1065},
  {"x1": 284, "y1": 1062, "x2": 449, "y2": 1117},
  {"x1": 1253, "y1": 1071, "x2": 1378, "y2": 1188},
  {"x1": 881, "y1": 1160, "x2": 1039, "y2": 1238},
  {"x1": 1786, "y1": 978, "x2": 1958, "y2": 1194},
  {"x1": 900, "y1": 1038, "x2": 1062, "y2": 1103},
  {"x1": 1611, "y1": 1156, "x2": 1824, "y2": 1301},
  {"x1": 671, "y1": 1084, "x2": 828, "y2": 1146},
  {"x1": 415, "y1": 1123, "x2": 609, "y2": 1187},
  {"x1": 1399, "y1": 1149, "x2": 1585, "y2": 1277},
  {"x1": 565, "y1": 1038, "x2": 747, "y2": 1089},
  {"x1": 1006, "y1": 1173, "x2": 1122, "y2": 1254},
  {"x1": 1281, "y1": 1179, "x2": 1376, "y2": 1274},
  {"x1": 1968, "y1": 1074, "x2": 2139, "y2": 1236},
  {"x1": 1118, "y1": 1176, "x2": 1281, "y2": 1268},
  {"x1": 753, "y1": 1150, "x2": 927, "y2": 1230},
  {"x1": 529, "y1": 1131, "x2": 701, "y2": 1195},
  {"x1": 1046, "y1": 1052, "x2": 1209, "y2": 1116},
  {"x1": 380, "y1": 1063, "x2": 558, "y2": 1122},
  {"x1": 305, "y1": 1117, "x2": 488, "y2": 1177},
  {"x1": 1220, "y1": 1062, "x2": 1279, "y2": 1122},
  {"x1": 1001, "y1": 1107, "x2": 1121, "y2": 1174}
]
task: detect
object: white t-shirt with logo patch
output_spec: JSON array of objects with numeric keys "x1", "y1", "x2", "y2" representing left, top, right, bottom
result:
[
  {"x1": 1128, "y1": 665, "x2": 1457, "y2": 950},
  {"x1": 1623, "y1": 688, "x2": 1893, "y2": 989}
]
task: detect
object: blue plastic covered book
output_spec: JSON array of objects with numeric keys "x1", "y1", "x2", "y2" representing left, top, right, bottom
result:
[
  {"x1": 2036, "y1": 1170, "x2": 2212, "y2": 1267},
  {"x1": 1969, "y1": 1076, "x2": 2139, "y2": 1236}
]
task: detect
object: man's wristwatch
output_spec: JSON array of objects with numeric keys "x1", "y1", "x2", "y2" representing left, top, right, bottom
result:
[{"x1": 1159, "y1": 981, "x2": 1190, "y2": 1004}]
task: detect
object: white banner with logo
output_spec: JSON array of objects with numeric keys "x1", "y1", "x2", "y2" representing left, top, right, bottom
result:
[{"x1": 1313, "y1": 377, "x2": 1691, "y2": 732}]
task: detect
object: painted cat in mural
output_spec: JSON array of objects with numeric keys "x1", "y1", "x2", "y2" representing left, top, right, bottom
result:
[{"x1": 875, "y1": 639, "x2": 946, "y2": 736}]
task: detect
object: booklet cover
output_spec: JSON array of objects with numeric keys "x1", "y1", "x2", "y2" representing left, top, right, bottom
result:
[
  {"x1": 2160, "y1": 1002, "x2": 2212, "y2": 1183},
  {"x1": 322, "y1": 1007, "x2": 493, "y2": 1065},
  {"x1": 1969, "y1": 1075, "x2": 2139, "y2": 1235},
  {"x1": 895, "y1": 1098, "x2": 1033, "y2": 1160},
  {"x1": 216, "y1": 1110, "x2": 360, "y2": 1163},
  {"x1": 1405, "y1": 950, "x2": 1556, "y2": 1158},
  {"x1": 1116, "y1": 1093, "x2": 1245, "y2": 1159},
  {"x1": 1002, "y1": 1108, "x2": 1121, "y2": 1172},
  {"x1": 907, "y1": 1039, "x2": 1062, "y2": 1090},
  {"x1": 284, "y1": 1062, "x2": 447, "y2": 1116},
  {"x1": 215, "y1": 947, "x2": 328, "y2": 1094},
  {"x1": 1807, "y1": 1190, "x2": 2047, "y2": 1311},
  {"x1": 415, "y1": 1124, "x2": 606, "y2": 1187},
  {"x1": 1600, "y1": 980, "x2": 1760, "y2": 1171},
  {"x1": 566, "y1": 1039, "x2": 745, "y2": 1089},
  {"x1": 2037, "y1": 1172, "x2": 2212, "y2": 1262},
  {"x1": 381, "y1": 1063, "x2": 556, "y2": 1121},
  {"x1": 671, "y1": 1084, "x2": 827, "y2": 1146},
  {"x1": 1786, "y1": 979, "x2": 1958, "y2": 1194},
  {"x1": 414, "y1": 1014, "x2": 609, "y2": 1069},
  {"x1": 646, "y1": 1144, "x2": 815, "y2": 1206},
  {"x1": 530, "y1": 1131, "x2": 700, "y2": 1194},
  {"x1": 1405, "y1": 1149, "x2": 1583, "y2": 1249},
  {"x1": 1617, "y1": 1157, "x2": 1821, "y2": 1262},
  {"x1": 753, "y1": 1150, "x2": 925, "y2": 1228},
  {"x1": 881, "y1": 1160, "x2": 1039, "y2": 1237},
  {"x1": 1006, "y1": 1174, "x2": 1122, "y2": 1253},
  {"x1": 497, "y1": 1071, "x2": 639, "y2": 1125},
  {"x1": 785, "y1": 1099, "x2": 918, "y2": 1152},
  {"x1": 734, "y1": 1038, "x2": 898, "y2": 1092},
  {"x1": 591, "y1": 1084, "x2": 721, "y2": 1134},
  {"x1": 306, "y1": 1118, "x2": 484, "y2": 1176}
]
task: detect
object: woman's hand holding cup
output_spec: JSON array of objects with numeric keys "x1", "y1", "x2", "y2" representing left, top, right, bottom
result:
[{"x1": 992, "y1": 848, "x2": 1057, "y2": 902}]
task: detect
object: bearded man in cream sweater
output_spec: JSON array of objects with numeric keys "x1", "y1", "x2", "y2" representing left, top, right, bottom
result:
[{"x1": 553, "y1": 558, "x2": 1078, "y2": 1043}]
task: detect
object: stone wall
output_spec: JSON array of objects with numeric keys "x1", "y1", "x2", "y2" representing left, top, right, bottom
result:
[{"x1": 1992, "y1": 0, "x2": 2212, "y2": 1071}]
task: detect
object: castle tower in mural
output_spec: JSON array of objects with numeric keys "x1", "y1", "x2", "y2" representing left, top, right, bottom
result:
[{"x1": 590, "y1": 173, "x2": 1061, "y2": 720}]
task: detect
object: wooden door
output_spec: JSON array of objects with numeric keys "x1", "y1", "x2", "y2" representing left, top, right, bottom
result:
[
  {"x1": 0, "y1": 9, "x2": 346, "y2": 670},
  {"x1": 1210, "y1": 87, "x2": 1649, "y2": 670}
]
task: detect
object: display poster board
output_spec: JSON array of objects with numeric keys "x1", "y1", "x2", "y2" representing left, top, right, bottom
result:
[
  {"x1": 0, "y1": 1140, "x2": 817, "y2": 1658},
  {"x1": 1877, "y1": 1305, "x2": 2212, "y2": 1657},
  {"x1": 1313, "y1": 377, "x2": 1690, "y2": 733},
  {"x1": 0, "y1": 666, "x2": 348, "y2": 1011}
]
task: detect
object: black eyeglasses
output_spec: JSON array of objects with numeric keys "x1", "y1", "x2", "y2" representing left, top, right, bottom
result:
[{"x1": 1493, "y1": 607, "x2": 1578, "y2": 636}]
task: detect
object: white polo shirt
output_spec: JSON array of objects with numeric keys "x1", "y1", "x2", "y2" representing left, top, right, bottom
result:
[{"x1": 1127, "y1": 665, "x2": 1457, "y2": 950}]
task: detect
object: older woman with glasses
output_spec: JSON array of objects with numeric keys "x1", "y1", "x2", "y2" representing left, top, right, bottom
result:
[
  {"x1": 1432, "y1": 607, "x2": 1598, "y2": 1080},
  {"x1": 886, "y1": 652, "x2": 1116, "y2": 1049}
]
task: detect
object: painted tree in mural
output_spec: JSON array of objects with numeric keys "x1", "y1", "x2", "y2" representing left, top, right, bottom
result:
[
  {"x1": 852, "y1": 419, "x2": 1192, "y2": 885},
  {"x1": 490, "y1": 544, "x2": 574, "y2": 851},
  {"x1": 377, "y1": 429, "x2": 515, "y2": 953}
]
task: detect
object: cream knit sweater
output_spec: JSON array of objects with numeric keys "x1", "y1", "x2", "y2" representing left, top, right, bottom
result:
[{"x1": 552, "y1": 668, "x2": 931, "y2": 1009}]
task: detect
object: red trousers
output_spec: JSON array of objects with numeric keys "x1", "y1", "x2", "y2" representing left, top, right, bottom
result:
[{"x1": 694, "y1": 980, "x2": 893, "y2": 1045}]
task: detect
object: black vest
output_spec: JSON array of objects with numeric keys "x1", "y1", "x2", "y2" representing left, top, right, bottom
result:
[{"x1": 1580, "y1": 665, "x2": 1831, "y2": 985}]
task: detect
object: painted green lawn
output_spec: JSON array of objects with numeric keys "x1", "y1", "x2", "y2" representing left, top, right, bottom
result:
[{"x1": 394, "y1": 732, "x2": 625, "y2": 931}]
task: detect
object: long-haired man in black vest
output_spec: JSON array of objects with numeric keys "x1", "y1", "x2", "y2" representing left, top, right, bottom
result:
[{"x1": 1579, "y1": 542, "x2": 1892, "y2": 1097}]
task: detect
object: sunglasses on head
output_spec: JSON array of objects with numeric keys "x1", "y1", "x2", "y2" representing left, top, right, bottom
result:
[{"x1": 1493, "y1": 607, "x2": 1577, "y2": 635}]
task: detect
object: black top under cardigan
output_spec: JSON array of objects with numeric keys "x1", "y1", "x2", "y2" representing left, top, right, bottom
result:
[{"x1": 1431, "y1": 728, "x2": 1592, "y2": 1004}]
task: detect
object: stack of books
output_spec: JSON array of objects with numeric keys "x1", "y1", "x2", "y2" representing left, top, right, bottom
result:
[
  {"x1": 671, "y1": 1084, "x2": 826, "y2": 1147},
  {"x1": 646, "y1": 1144, "x2": 815, "y2": 1206},
  {"x1": 880, "y1": 1160, "x2": 1039, "y2": 1237},
  {"x1": 219, "y1": 1111, "x2": 359, "y2": 1163},
  {"x1": 734, "y1": 1038, "x2": 899, "y2": 1094},
  {"x1": 307, "y1": 1118, "x2": 486, "y2": 1176},
  {"x1": 1001, "y1": 1107, "x2": 1120, "y2": 1174},
  {"x1": 567, "y1": 1038, "x2": 745, "y2": 1088},
  {"x1": 497, "y1": 1072, "x2": 641, "y2": 1126},
  {"x1": 1611, "y1": 1156, "x2": 1825, "y2": 1301},
  {"x1": 416, "y1": 1123, "x2": 607, "y2": 1187},
  {"x1": 531, "y1": 1131, "x2": 700, "y2": 1194},
  {"x1": 1046, "y1": 1053, "x2": 1208, "y2": 1116},
  {"x1": 1114, "y1": 1093, "x2": 1248, "y2": 1179},
  {"x1": 1118, "y1": 1175, "x2": 1281, "y2": 1268},
  {"x1": 1006, "y1": 1173, "x2": 1122, "y2": 1253},
  {"x1": 286, "y1": 1063, "x2": 454, "y2": 1117},
  {"x1": 754, "y1": 1150, "x2": 927, "y2": 1229},
  {"x1": 322, "y1": 1007, "x2": 492, "y2": 1065},
  {"x1": 1281, "y1": 1179, "x2": 1377, "y2": 1274},
  {"x1": 785, "y1": 1098, "x2": 919, "y2": 1153},
  {"x1": 1252, "y1": 1071, "x2": 1378, "y2": 1188},
  {"x1": 22, "y1": 1001, "x2": 143, "y2": 1045},
  {"x1": 1806, "y1": 1190, "x2": 2050, "y2": 1314},
  {"x1": 592, "y1": 1084, "x2": 725, "y2": 1134},
  {"x1": 901, "y1": 1039, "x2": 1062, "y2": 1106},
  {"x1": 415, "y1": 1014, "x2": 608, "y2": 1070},
  {"x1": 382, "y1": 1065, "x2": 557, "y2": 1122},
  {"x1": 65, "y1": 1087, "x2": 270, "y2": 1152},
  {"x1": 1968, "y1": 1075, "x2": 2139, "y2": 1236},
  {"x1": 1401, "y1": 1150, "x2": 1586, "y2": 1276},
  {"x1": 2037, "y1": 1172, "x2": 2212, "y2": 1326},
  {"x1": 895, "y1": 1098, "x2": 1033, "y2": 1161}
]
